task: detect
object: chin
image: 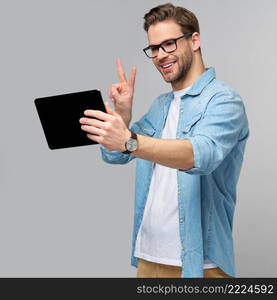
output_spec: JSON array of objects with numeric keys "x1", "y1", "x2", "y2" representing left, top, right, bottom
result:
[{"x1": 163, "y1": 73, "x2": 178, "y2": 83}]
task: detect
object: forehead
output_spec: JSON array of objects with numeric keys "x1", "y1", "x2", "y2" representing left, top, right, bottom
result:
[{"x1": 147, "y1": 20, "x2": 183, "y2": 45}]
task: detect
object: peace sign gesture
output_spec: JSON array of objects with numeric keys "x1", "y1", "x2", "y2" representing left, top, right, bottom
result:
[{"x1": 108, "y1": 58, "x2": 136, "y2": 127}]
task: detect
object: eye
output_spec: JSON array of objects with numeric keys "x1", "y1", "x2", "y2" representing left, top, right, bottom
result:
[
  {"x1": 163, "y1": 40, "x2": 175, "y2": 47},
  {"x1": 150, "y1": 45, "x2": 159, "y2": 52}
]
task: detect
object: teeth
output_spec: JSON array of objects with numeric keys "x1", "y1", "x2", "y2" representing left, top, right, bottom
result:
[{"x1": 162, "y1": 63, "x2": 174, "y2": 68}]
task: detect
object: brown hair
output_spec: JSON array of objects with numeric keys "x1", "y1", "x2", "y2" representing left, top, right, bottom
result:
[{"x1": 143, "y1": 3, "x2": 200, "y2": 34}]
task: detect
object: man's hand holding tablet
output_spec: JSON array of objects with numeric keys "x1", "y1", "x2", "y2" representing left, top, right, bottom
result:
[{"x1": 80, "y1": 59, "x2": 136, "y2": 152}]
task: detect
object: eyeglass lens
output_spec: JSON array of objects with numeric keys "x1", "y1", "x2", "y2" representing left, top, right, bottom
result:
[{"x1": 146, "y1": 40, "x2": 176, "y2": 58}]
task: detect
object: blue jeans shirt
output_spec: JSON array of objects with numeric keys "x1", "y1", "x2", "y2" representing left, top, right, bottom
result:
[{"x1": 100, "y1": 67, "x2": 249, "y2": 277}]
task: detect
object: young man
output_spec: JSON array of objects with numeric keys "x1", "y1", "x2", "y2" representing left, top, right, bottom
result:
[{"x1": 79, "y1": 3, "x2": 249, "y2": 278}]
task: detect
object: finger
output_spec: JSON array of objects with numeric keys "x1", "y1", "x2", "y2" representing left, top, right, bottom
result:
[
  {"x1": 116, "y1": 58, "x2": 127, "y2": 83},
  {"x1": 110, "y1": 85, "x2": 120, "y2": 98},
  {"x1": 80, "y1": 124, "x2": 105, "y2": 136},
  {"x1": 84, "y1": 109, "x2": 114, "y2": 121},
  {"x1": 104, "y1": 101, "x2": 117, "y2": 116},
  {"x1": 108, "y1": 86, "x2": 116, "y2": 101},
  {"x1": 86, "y1": 133, "x2": 102, "y2": 143},
  {"x1": 108, "y1": 87, "x2": 116, "y2": 104},
  {"x1": 108, "y1": 86, "x2": 113, "y2": 100},
  {"x1": 128, "y1": 66, "x2": 137, "y2": 88},
  {"x1": 79, "y1": 117, "x2": 106, "y2": 129}
]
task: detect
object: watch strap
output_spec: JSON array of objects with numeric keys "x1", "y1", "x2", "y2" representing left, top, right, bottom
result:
[{"x1": 122, "y1": 131, "x2": 137, "y2": 154}]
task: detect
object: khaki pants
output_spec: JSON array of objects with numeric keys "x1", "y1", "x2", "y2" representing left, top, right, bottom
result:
[{"x1": 137, "y1": 258, "x2": 232, "y2": 278}]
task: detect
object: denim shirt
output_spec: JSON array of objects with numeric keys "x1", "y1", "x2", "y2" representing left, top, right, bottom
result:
[{"x1": 100, "y1": 68, "x2": 249, "y2": 277}]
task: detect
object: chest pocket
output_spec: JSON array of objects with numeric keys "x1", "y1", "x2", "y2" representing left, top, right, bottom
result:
[
  {"x1": 181, "y1": 112, "x2": 202, "y2": 136},
  {"x1": 138, "y1": 117, "x2": 156, "y2": 137}
]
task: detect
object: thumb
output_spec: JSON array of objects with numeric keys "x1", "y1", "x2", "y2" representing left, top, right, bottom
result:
[{"x1": 104, "y1": 101, "x2": 117, "y2": 116}]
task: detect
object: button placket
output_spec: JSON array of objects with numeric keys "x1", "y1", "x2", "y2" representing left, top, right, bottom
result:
[{"x1": 177, "y1": 104, "x2": 185, "y2": 139}]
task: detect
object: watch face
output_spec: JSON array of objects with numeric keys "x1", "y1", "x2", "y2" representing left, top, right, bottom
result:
[{"x1": 126, "y1": 138, "x2": 138, "y2": 152}]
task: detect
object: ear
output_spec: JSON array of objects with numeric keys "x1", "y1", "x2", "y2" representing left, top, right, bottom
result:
[{"x1": 191, "y1": 32, "x2": 201, "y2": 52}]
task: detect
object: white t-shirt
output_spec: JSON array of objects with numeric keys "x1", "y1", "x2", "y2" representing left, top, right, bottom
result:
[{"x1": 134, "y1": 86, "x2": 217, "y2": 269}]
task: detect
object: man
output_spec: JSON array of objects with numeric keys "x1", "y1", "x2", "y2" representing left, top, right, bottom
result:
[{"x1": 79, "y1": 3, "x2": 249, "y2": 278}]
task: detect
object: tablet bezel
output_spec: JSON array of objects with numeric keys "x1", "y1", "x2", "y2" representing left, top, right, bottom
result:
[{"x1": 34, "y1": 89, "x2": 106, "y2": 150}]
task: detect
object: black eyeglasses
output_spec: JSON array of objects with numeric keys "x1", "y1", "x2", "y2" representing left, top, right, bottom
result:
[{"x1": 143, "y1": 32, "x2": 193, "y2": 58}]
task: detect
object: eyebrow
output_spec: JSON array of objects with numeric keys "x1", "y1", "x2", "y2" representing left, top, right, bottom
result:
[{"x1": 148, "y1": 37, "x2": 176, "y2": 48}]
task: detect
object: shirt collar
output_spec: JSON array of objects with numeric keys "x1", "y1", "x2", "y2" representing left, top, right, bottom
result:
[
  {"x1": 165, "y1": 67, "x2": 216, "y2": 103},
  {"x1": 186, "y1": 67, "x2": 216, "y2": 96}
]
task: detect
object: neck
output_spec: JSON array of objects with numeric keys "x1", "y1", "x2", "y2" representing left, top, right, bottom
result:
[{"x1": 172, "y1": 53, "x2": 205, "y2": 91}]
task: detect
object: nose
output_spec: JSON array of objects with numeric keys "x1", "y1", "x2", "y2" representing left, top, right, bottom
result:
[{"x1": 156, "y1": 46, "x2": 169, "y2": 61}]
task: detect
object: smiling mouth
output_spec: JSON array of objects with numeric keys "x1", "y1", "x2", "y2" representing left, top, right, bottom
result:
[{"x1": 160, "y1": 61, "x2": 176, "y2": 71}]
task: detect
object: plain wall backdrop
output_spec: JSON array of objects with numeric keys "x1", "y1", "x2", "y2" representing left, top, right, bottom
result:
[{"x1": 0, "y1": 0, "x2": 276, "y2": 277}]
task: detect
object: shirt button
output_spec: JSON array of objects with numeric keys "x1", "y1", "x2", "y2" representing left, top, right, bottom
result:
[
  {"x1": 180, "y1": 109, "x2": 184, "y2": 113},
  {"x1": 180, "y1": 218, "x2": 183, "y2": 223}
]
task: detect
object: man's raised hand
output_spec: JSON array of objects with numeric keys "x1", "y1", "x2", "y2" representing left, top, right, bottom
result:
[{"x1": 108, "y1": 58, "x2": 136, "y2": 127}]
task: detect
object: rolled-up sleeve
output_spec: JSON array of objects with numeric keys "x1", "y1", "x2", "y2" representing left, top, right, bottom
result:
[
  {"x1": 100, "y1": 120, "x2": 141, "y2": 165},
  {"x1": 100, "y1": 145, "x2": 135, "y2": 164},
  {"x1": 182, "y1": 91, "x2": 249, "y2": 175},
  {"x1": 100, "y1": 96, "x2": 161, "y2": 165}
]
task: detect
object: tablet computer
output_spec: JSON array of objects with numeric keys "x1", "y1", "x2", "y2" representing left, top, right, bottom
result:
[{"x1": 34, "y1": 89, "x2": 106, "y2": 150}]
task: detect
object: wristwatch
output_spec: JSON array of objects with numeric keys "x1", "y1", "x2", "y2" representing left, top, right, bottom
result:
[{"x1": 122, "y1": 131, "x2": 138, "y2": 154}]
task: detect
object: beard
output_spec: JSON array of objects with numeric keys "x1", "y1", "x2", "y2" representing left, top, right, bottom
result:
[{"x1": 158, "y1": 50, "x2": 193, "y2": 85}]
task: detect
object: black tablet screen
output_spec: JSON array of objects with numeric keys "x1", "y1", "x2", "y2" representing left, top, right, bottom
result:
[{"x1": 35, "y1": 89, "x2": 106, "y2": 150}]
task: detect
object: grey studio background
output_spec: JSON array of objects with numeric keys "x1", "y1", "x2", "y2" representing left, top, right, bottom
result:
[{"x1": 0, "y1": 0, "x2": 276, "y2": 277}]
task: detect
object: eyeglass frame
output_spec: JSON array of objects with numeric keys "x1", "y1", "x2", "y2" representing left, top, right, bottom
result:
[{"x1": 143, "y1": 32, "x2": 193, "y2": 58}]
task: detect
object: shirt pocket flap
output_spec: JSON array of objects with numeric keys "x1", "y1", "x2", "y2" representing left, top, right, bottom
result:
[
  {"x1": 138, "y1": 118, "x2": 156, "y2": 136},
  {"x1": 182, "y1": 112, "x2": 202, "y2": 133}
]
